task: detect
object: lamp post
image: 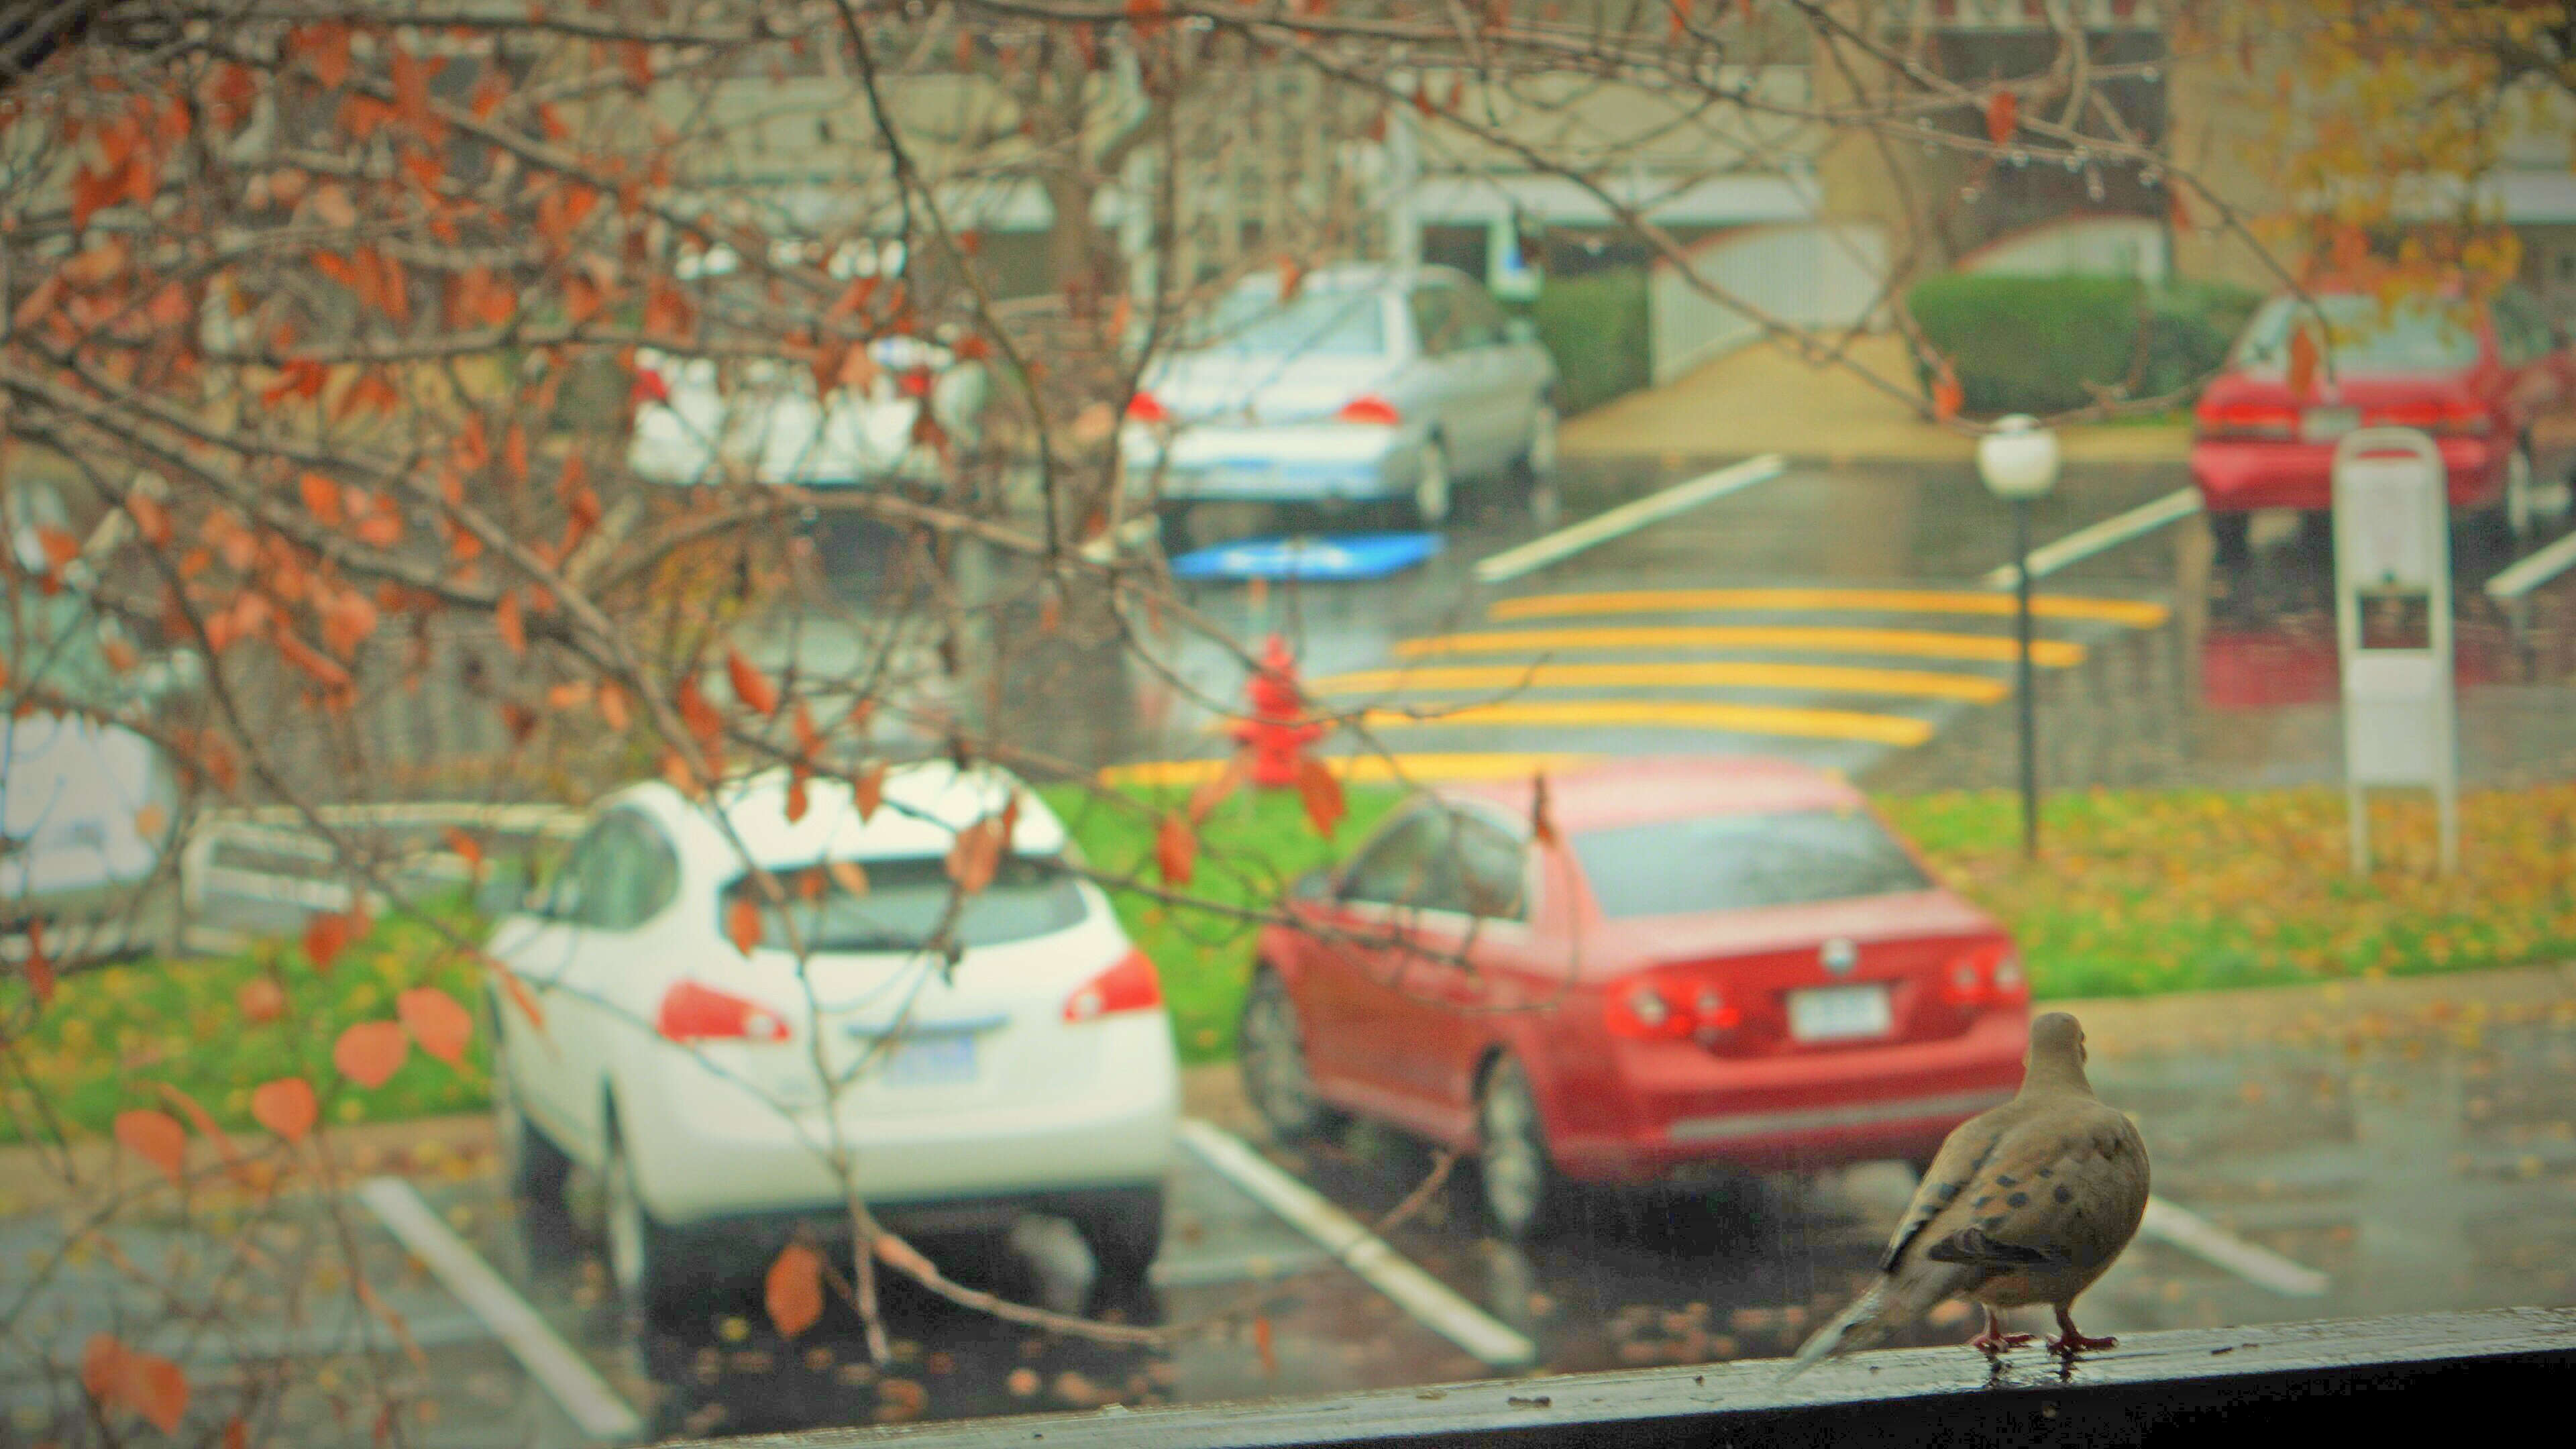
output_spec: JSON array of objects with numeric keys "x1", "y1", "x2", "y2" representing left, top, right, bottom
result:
[{"x1": 1977, "y1": 415, "x2": 2061, "y2": 859}]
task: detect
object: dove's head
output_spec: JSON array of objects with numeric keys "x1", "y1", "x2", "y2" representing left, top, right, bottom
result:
[{"x1": 2023, "y1": 1010, "x2": 2092, "y2": 1092}]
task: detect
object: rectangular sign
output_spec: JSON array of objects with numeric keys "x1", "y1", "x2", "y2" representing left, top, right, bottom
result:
[{"x1": 2330, "y1": 429, "x2": 2458, "y2": 873}]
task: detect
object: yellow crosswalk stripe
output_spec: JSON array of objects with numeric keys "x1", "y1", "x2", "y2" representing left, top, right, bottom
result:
[
  {"x1": 1395, "y1": 625, "x2": 2087, "y2": 667},
  {"x1": 1099, "y1": 752, "x2": 1603, "y2": 789},
  {"x1": 1354, "y1": 700, "x2": 1934, "y2": 747},
  {"x1": 1489, "y1": 588, "x2": 2169, "y2": 629},
  {"x1": 1307, "y1": 661, "x2": 2009, "y2": 704}
]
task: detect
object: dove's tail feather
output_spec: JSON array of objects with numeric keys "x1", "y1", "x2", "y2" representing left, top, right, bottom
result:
[{"x1": 1779, "y1": 1264, "x2": 1972, "y2": 1383}]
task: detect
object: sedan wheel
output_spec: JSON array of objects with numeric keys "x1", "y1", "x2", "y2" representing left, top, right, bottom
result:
[
  {"x1": 1477, "y1": 1056, "x2": 1565, "y2": 1242},
  {"x1": 1238, "y1": 969, "x2": 1341, "y2": 1142}
]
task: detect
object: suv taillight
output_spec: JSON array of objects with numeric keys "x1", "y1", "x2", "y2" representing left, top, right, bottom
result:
[
  {"x1": 657, "y1": 980, "x2": 793, "y2": 1043},
  {"x1": 1063, "y1": 949, "x2": 1161, "y2": 1022}
]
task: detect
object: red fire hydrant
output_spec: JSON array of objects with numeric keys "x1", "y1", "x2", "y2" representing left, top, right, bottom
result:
[{"x1": 1233, "y1": 633, "x2": 1323, "y2": 788}]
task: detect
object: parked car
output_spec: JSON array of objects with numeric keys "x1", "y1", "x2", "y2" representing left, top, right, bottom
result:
[
  {"x1": 1121, "y1": 264, "x2": 1559, "y2": 553},
  {"x1": 483, "y1": 763, "x2": 1179, "y2": 1315},
  {"x1": 2191, "y1": 284, "x2": 2576, "y2": 557},
  {"x1": 1239, "y1": 757, "x2": 2029, "y2": 1241}
]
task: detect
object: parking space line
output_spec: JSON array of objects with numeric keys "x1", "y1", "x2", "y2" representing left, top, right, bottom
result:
[
  {"x1": 1308, "y1": 661, "x2": 2009, "y2": 703},
  {"x1": 1352, "y1": 699, "x2": 1935, "y2": 747},
  {"x1": 2138, "y1": 1195, "x2": 2331, "y2": 1298},
  {"x1": 1491, "y1": 588, "x2": 2170, "y2": 630},
  {"x1": 1175, "y1": 1120, "x2": 1538, "y2": 1368},
  {"x1": 1979, "y1": 488, "x2": 2202, "y2": 590},
  {"x1": 2486, "y1": 528, "x2": 2576, "y2": 600},
  {"x1": 1472, "y1": 454, "x2": 1787, "y2": 584},
  {"x1": 356, "y1": 1179, "x2": 645, "y2": 1443},
  {"x1": 1395, "y1": 625, "x2": 2088, "y2": 667},
  {"x1": 1098, "y1": 752, "x2": 1601, "y2": 790}
]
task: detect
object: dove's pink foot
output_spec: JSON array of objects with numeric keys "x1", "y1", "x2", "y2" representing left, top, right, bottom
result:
[
  {"x1": 2047, "y1": 1307, "x2": 2116, "y2": 1355},
  {"x1": 1968, "y1": 1309, "x2": 2035, "y2": 1354}
]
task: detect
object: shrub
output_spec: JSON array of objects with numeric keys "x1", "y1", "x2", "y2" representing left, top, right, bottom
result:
[
  {"x1": 1905, "y1": 273, "x2": 2263, "y2": 416},
  {"x1": 1521, "y1": 267, "x2": 1650, "y2": 415}
]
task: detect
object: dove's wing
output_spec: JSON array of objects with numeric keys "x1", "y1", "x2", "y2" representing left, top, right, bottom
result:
[
  {"x1": 1878, "y1": 1097, "x2": 2031, "y2": 1273},
  {"x1": 1919, "y1": 1100, "x2": 2150, "y2": 1287}
]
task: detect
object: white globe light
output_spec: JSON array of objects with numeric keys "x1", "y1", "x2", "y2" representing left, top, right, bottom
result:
[{"x1": 1977, "y1": 415, "x2": 2061, "y2": 500}]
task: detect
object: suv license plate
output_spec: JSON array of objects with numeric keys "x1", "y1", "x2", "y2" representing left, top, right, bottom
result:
[{"x1": 1787, "y1": 985, "x2": 1893, "y2": 1042}]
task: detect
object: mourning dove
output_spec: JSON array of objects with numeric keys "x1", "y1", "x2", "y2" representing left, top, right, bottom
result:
[{"x1": 1784, "y1": 1011, "x2": 2148, "y2": 1379}]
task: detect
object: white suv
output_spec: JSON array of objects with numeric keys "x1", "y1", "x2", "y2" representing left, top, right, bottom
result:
[{"x1": 484, "y1": 763, "x2": 1178, "y2": 1316}]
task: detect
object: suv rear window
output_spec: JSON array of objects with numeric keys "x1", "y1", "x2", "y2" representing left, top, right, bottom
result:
[
  {"x1": 1571, "y1": 810, "x2": 1933, "y2": 918},
  {"x1": 722, "y1": 855, "x2": 1087, "y2": 951}
]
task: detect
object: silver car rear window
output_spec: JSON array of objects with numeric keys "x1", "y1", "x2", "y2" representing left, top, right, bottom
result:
[{"x1": 722, "y1": 855, "x2": 1087, "y2": 951}]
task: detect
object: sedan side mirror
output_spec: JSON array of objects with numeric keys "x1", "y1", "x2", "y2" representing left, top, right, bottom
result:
[{"x1": 1504, "y1": 316, "x2": 1540, "y2": 346}]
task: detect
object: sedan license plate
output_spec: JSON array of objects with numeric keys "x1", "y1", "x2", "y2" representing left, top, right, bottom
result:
[
  {"x1": 881, "y1": 1033, "x2": 979, "y2": 1087},
  {"x1": 1787, "y1": 985, "x2": 1893, "y2": 1043},
  {"x1": 2300, "y1": 407, "x2": 2360, "y2": 443}
]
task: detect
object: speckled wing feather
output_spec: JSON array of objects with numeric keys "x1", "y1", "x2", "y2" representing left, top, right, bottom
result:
[{"x1": 1918, "y1": 1102, "x2": 2149, "y2": 1293}]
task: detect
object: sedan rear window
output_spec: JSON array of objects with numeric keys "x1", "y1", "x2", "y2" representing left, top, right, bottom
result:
[
  {"x1": 2233, "y1": 296, "x2": 2481, "y2": 375},
  {"x1": 1193, "y1": 288, "x2": 1387, "y2": 357},
  {"x1": 1571, "y1": 810, "x2": 1933, "y2": 918},
  {"x1": 722, "y1": 855, "x2": 1087, "y2": 951}
]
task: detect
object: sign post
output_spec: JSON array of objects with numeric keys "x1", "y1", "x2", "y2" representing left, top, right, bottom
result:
[{"x1": 2331, "y1": 429, "x2": 2458, "y2": 874}]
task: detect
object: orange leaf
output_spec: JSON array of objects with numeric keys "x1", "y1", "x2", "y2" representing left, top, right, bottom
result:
[
  {"x1": 23, "y1": 919, "x2": 53, "y2": 1006},
  {"x1": 114, "y1": 1110, "x2": 189, "y2": 1185},
  {"x1": 34, "y1": 525, "x2": 79, "y2": 571},
  {"x1": 1187, "y1": 751, "x2": 1247, "y2": 824},
  {"x1": 302, "y1": 909, "x2": 362, "y2": 972},
  {"x1": 946, "y1": 818, "x2": 1001, "y2": 897},
  {"x1": 598, "y1": 682, "x2": 631, "y2": 731},
  {"x1": 676, "y1": 674, "x2": 724, "y2": 751},
  {"x1": 490, "y1": 959, "x2": 547, "y2": 1032},
  {"x1": 765, "y1": 1242, "x2": 825, "y2": 1339},
  {"x1": 791, "y1": 701, "x2": 821, "y2": 757},
  {"x1": 250, "y1": 1077, "x2": 317, "y2": 1144},
  {"x1": 298, "y1": 471, "x2": 344, "y2": 525},
  {"x1": 443, "y1": 827, "x2": 484, "y2": 872},
  {"x1": 503, "y1": 421, "x2": 530, "y2": 486},
  {"x1": 1295, "y1": 757, "x2": 1344, "y2": 838},
  {"x1": 297, "y1": 22, "x2": 352, "y2": 89},
  {"x1": 82, "y1": 1333, "x2": 126, "y2": 1403},
  {"x1": 1155, "y1": 813, "x2": 1197, "y2": 886},
  {"x1": 726, "y1": 895, "x2": 764, "y2": 955},
  {"x1": 122, "y1": 1349, "x2": 189, "y2": 1434},
  {"x1": 727, "y1": 649, "x2": 779, "y2": 716},
  {"x1": 827, "y1": 858, "x2": 870, "y2": 898},
  {"x1": 126, "y1": 492, "x2": 172, "y2": 547},
  {"x1": 1984, "y1": 89, "x2": 2019, "y2": 146},
  {"x1": 1254, "y1": 1313, "x2": 1277, "y2": 1375},
  {"x1": 1931, "y1": 358, "x2": 1964, "y2": 423},
  {"x1": 494, "y1": 590, "x2": 525, "y2": 655},
  {"x1": 1529, "y1": 771, "x2": 1560, "y2": 849},
  {"x1": 333, "y1": 1020, "x2": 410, "y2": 1089},
  {"x1": 2287, "y1": 323, "x2": 2321, "y2": 399},
  {"x1": 238, "y1": 975, "x2": 286, "y2": 1024},
  {"x1": 855, "y1": 761, "x2": 885, "y2": 821},
  {"x1": 784, "y1": 769, "x2": 810, "y2": 824},
  {"x1": 397, "y1": 986, "x2": 474, "y2": 1066}
]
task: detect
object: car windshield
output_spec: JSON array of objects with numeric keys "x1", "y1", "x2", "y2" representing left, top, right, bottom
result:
[
  {"x1": 2233, "y1": 295, "x2": 2482, "y2": 375},
  {"x1": 722, "y1": 855, "x2": 1087, "y2": 951},
  {"x1": 1571, "y1": 808, "x2": 1934, "y2": 918},
  {"x1": 1187, "y1": 286, "x2": 1387, "y2": 357}
]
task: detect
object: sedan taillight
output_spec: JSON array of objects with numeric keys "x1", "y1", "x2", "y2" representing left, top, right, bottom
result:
[
  {"x1": 1063, "y1": 949, "x2": 1162, "y2": 1022},
  {"x1": 1336, "y1": 394, "x2": 1403, "y2": 426},
  {"x1": 2365, "y1": 397, "x2": 2492, "y2": 435},
  {"x1": 657, "y1": 980, "x2": 793, "y2": 1044},
  {"x1": 1125, "y1": 390, "x2": 1170, "y2": 424},
  {"x1": 1603, "y1": 971, "x2": 1740, "y2": 1042},
  {"x1": 1939, "y1": 943, "x2": 2026, "y2": 1009}
]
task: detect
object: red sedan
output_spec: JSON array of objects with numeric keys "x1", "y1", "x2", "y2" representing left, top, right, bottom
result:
[
  {"x1": 2191, "y1": 284, "x2": 2574, "y2": 557},
  {"x1": 1240, "y1": 757, "x2": 2029, "y2": 1240}
]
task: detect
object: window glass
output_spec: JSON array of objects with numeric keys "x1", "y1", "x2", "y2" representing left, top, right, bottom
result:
[
  {"x1": 1407, "y1": 286, "x2": 1462, "y2": 357},
  {"x1": 1338, "y1": 808, "x2": 1462, "y2": 911},
  {"x1": 1189, "y1": 287, "x2": 1387, "y2": 356},
  {"x1": 2493, "y1": 288, "x2": 2551, "y2": 366},
  {"x1": 1449, "y1": 283, "x2": 1509, "y2": 350},
  {"x1": 722, "y1": 855, "x2": 1087, "y2": 951},
  {"x1": 2233, "y1": 295, "x2": 2481, "y2": 374},
  {"x1": 1452, "y1": 814, "x2": 1527, "y2": 919},
  {"x1": 1571, "y1": 808, "x2": 1933, "y2": 918},
  {"x1": 544, "y1": 822, "x2": 604, "y2": 922}
]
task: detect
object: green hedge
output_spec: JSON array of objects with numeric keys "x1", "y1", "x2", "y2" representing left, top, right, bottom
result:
[
  {"x1": 1521, "y1": 268, "x2": 1650, "y2": 416},
  {"x1": 1906, "y1": 274, "x2": 2262, "y2": 417}
]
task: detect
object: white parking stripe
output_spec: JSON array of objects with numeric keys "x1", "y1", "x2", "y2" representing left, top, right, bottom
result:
[
  {"x1": 356, "y1": 1178, "x2": 645, "y2": 1442},
  {"x1": 1979, "y1": 488, "x2": 2202, "y2": 590},
  {"x1": 1176, "y1": 1119, "x2": 1538, "y2": 1368},
  {"x1": 1472, "y1": 454, "x2": 1787, "y2": 584},
  {"x1": 2486, "y1": 527, "x2": 2576, "y2": 600},
  {"x1": 2139, "y1": 1195, "x2": 2331, "y2": 1298}
]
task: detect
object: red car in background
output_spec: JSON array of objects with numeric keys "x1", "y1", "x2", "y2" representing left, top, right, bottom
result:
[
  {"x1": 2191, "y1": 284, "x2": 2575, "y2": 557},
  {"x1": 1239, "y1": 757, "x2": 2029, "y2": 1241}
]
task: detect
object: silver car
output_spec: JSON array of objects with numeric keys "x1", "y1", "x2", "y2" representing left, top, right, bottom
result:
[{"x1": 1120, "y1": 264, "x2": 1558, "y2": 551}]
